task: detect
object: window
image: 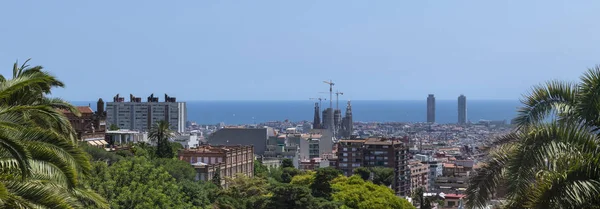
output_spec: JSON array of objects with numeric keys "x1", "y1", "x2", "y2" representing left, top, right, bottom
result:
[
  {"x1": 351, "y1": 148, "x2": 357, "y2": 151},
  {"x1": 383, "y1": 146, "x2": 388, "y2": 148},
  {"x1": 343, "y1": 153, "x2": 348, "y2": 157},
  {"x1": 342, "y1": 158, "x2": 348, "y2": 162},
  {"x1": 339, "y1": 163, "x2": 348, "y2": 167},
  {"x1": 343, "y1": 148, "x2": 348, "y2": 151}
]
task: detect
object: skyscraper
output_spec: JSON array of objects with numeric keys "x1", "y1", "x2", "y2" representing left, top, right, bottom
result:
[
  {"x1": 458, "y1": 94, "x2": 467, "y2": 124},
  {"x1": 340, "y1": 101, "x2": 353, "y2": 138},
  {"x1": 427, "y1": 94, "x2": 435, "y2": 123},
  {"x1": 313, "y1": 103, "x2": 321, "y2": 129}
]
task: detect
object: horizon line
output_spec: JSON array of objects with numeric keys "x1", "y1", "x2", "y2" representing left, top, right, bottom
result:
[{"x1": 69, "y1": 99, "x2": 521, "y2": 102}]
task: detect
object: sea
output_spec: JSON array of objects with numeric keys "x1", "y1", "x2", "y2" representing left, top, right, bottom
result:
[{"x1": 72, "y1": 100, "x2": 522, "y2": 125}]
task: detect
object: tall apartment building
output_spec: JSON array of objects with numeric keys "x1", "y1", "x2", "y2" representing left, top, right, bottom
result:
[
  {"x1": 178, "y1": 145, "x2": 254, "y2": 187},
  {"x1": 337, "y1": 137, "x2": 410, "y2": 196},
  {"x1": 106, "y1": 94, "x2": 187, "y2": 133},
  {"x1": 427, "y1": 94, "x2": 435, "y2": 123},
  {"x1": 458, "y1": 94, "x2": 467, "y2": 124},
  {"x1": 408, "y1": 160, "x2": 429, "y2": 192}
]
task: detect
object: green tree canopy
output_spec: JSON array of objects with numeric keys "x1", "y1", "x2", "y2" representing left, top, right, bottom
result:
[
  {"x1": 267, "y1": 184, "x2": 319, "y2": 209},
  {"x1": 153, "y1": 158, "x2": 196, "y2": 182},
  {"x1": 90, "y1": 157, "x2": 189, "y2": 209},
  {"x1": 213, "y1": 167, "x2": 223, "y2": 188},
  {"x1": 254, "y1": 160, "x2": 269, "y2": 178},
  {"x1": 353, "y1": 167, "x2": 371, "y2": 181},
  {"x1": 332, "y1": 175, "x2": 414, "y2": 209},
  {"x1": 179, "y1": 179, "x2": 218, "y2": 208},
  {"x1": 282, "y1": 158, "x2": 295, "y2": 168},
  {"x1": 109, "y1": 124, "x2": 119, "y2": 131},
  {"x1": 311, "y1": 167, "x2": 342, "y2": 200},
  {"x1": 291, "y1": 171, "x2": 316, "y2": 186},
  {"x1": 370, "y1": 167, "x2": 394, "y2": 187}
]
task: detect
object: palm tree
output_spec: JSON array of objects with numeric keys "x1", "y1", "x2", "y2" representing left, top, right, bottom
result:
[
  {"x1": 466, "y1": 66, "x2": 600, "y2": 208},
  {"x1": 0, "y1": 60, "x2": 108, "y2": 208},
  {"x1": 149, "y1": 120, "x2": 174, "y2": 158}
]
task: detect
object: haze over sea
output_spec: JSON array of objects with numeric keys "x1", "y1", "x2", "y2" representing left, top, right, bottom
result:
[{"x1": 73, "y1": 100, "x2": 521, "y2": 125}]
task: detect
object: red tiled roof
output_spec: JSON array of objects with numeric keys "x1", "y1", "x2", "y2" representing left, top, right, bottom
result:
[{"x1": 59, "y1": 106, "x2": 93, "y2": 114}]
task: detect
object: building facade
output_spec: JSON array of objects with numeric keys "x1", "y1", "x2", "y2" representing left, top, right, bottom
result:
[
  {"x1": 60, "y1": 99, "x2": 107, "y2": 142},
  {"x1": 408, "y1": 160, "x2": 429, "y2": 192},
  {"x1": 427, "y1": 94, "x2": 436, "y2": 123},
  {"x1": 458, "y1": 94, "x2": 467, "y2": 124},
  {"x1": 106, "y1": 94, "x2": 187, "y2": 133},
  {"x1": 209, "y1": 127, "x2": 273, "y2": 155},
  {"x1": 336, "y1": 138, "x2": 410, "y2": 196},
  {"x1": 178, "y1": 145, "x2": 254, "y2": 187}
]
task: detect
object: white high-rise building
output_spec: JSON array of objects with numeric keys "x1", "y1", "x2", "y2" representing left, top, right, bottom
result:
[{"x1": 106, "y1": 94, "x2": 187, "y2": 133}]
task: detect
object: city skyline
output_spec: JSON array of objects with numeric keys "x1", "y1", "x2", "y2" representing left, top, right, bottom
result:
[{"x1": 1, "y1": 1, "x2": 596, "y2": 101}]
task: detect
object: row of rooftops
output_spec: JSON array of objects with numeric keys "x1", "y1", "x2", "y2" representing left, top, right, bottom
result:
[
  {"x1": 180, "y1": 145, "x2": 253, "y2": 154},
  {"x1": 59, "y1": 106, "x2": 95, "y2": 114},
  {"x1": 111, "y1": 93, "x2": 177, "y2": 103},
  {"x1": 339, "y1": 137, "x2": 405, "y2": 145}
]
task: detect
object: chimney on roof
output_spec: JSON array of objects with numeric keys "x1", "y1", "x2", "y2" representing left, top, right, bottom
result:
[{"x1": 97, "y1": 98, "x2": 104, "y2": 114}]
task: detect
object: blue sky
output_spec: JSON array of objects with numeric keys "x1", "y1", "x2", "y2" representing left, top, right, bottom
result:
[{"x1": 0, "y1": 1, "x2": 598, "y2": 101}]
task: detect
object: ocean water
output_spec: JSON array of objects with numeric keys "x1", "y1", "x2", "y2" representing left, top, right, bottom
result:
[{"x1": 73, "y1": 100, "x2": 521, "y2": 125}]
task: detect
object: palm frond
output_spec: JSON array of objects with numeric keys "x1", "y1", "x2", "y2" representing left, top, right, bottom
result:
[
  {"x1": 0, "y1": 131, "x2": 31, "y2": 179},
  {"x1": 3, "y1": 180, "x2": 82, "y2": 209},
  {"x1": 70, "y1": 187, "x2": 110, "y2": 209},
  {"x1": 513, "y1": 80, "x2": 578, "y2": 129},
  {"x1": 576, "y1": 65, "x2": 600, "y2": 131},
  {"x1": 466, "y1": 143, "x2": 513, "y2": 209}
]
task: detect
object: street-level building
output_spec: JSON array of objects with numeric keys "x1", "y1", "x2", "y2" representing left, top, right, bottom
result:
[{"x1": 178, "y1": 145, "x2": 254, "y2": 187}]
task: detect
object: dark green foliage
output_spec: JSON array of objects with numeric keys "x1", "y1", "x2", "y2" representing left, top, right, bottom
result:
[
  {"x1": 132, "y1": 142, "x2": 155, "y2": 158},
  {"x1": 153, "y1": 158, "x2": 196, "y2": 182},
  {"x1": 268, "y1": 167, "x2": 283, "y2": 182},
  {"x1": 254, "y1": 160, "x2": 269, "y2": 178},
  {"x1": 371, "y1": 167, "x2": 394, "y2": 187},
  {"x1": 170, "y1": 141, "x2": 184, "y2": 158},
  {"x1": 282, "y1": 158, "x2": 295, "y2": 168},
  {"x1": 353, "y1": 167, "x2": 371, "y2": 181},
  {"x1": 213, "y1": 167, "x2": 222, "y2": 188},
  {"x1": 281, "y1": 167, "x2": 301, "y2": 183},
  {"x1": 82, "y1": 144, "x2": 123, "y2": 164},
  {"x1": 311, "y1": 167, "x2": 341, "y2": 200},
  {"x1": 267, "y1": 184, "x2": 317, "y2": 209},
  {"x1": 89, "y1": 157, "x2": 190, "y2": 209},
  {"x1": 179, "y1": 179, "x2": 217, "y2": 208},
  {"x1": 109, "y1": 124, "x2": 119, "y2": 130},
  {"x1": 115, "y1": 150, "x2": 134, "y2": 158}
]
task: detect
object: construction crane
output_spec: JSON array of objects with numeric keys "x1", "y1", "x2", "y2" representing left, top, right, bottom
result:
[
  {"x1": 309, "y1": 97, "x2": 327, "y2": 108},
  {"x1": 335, "y1": 91, "x2": 344, "y2": 110},
  {"x1": 323, "y1": 80, "x2": 334, "y2": 110}
]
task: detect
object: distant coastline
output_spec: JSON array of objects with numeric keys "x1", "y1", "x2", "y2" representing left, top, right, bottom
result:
[{"x1": 72, "y1": 100, "x2": 521, "y2": 125}]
